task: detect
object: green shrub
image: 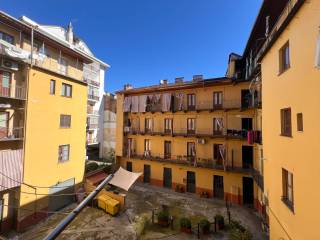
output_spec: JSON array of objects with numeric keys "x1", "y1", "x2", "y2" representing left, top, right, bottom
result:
[
  {"x1": 157, "y1": 210, "x2": 169, "y2": 223},
  {"x1": 215, "y1": 214, "x2": 224, "y2": 224},
  {"x1": 229, "y1": 220, "x2": 246, "y2": 232},
  {"x1": 199, "y1": 219, "x2": 210, "y2": 233},
  {"x1": 180, "y1": 217, "x2": 191, "y2": 229},
  {"x1": 229, "y1": 228, "x2": 253, "y2": 240},
  {"x1": 85, "y1": 162, "x2": 99, "y2": 173}
]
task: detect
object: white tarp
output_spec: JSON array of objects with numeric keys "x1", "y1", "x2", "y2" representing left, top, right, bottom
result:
[{"x1": 109, "y1": 167, "x2": 142, "y2": 191}]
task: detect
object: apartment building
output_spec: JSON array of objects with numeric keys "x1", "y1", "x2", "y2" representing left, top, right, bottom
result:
[
  {"x1": 115, "y1": 74, "x2": 264, "y2": 213},
  {"x1": 103, "y1": 92, "x2": 116, "y2": 159},
  {"x1": 0, "y1": 11, "x2": 108, "y2": 232}
]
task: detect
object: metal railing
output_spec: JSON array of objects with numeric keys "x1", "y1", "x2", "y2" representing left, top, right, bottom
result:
[
  {"x1": 0, "y1": 85, "x2": 26, "y2": 100},
  {"x1": 87, "y1": 137, "x2": 98, "y2": 145},
  {"x1": 0, "y1": 127, "x2": 24, "y2": 140},
  {"x1": 87, "y1": 110, "x2": 100, "y2": 116},
  {"x1": 88, "y1": 94, "x2": 100, "y2": 101}
]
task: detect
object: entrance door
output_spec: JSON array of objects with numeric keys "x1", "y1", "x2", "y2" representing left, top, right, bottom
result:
[
  {"x1": 213, "y1": 175, "x2": 224, "y2": 199},
  {"x1": 243, "y1": 177, "x2": 254, "y2": 206},
  {"x1": 48, "y1": 178, "x2": 75, "y2": 212},
  {"x1": 241, "y1": 118, "x2": 253, "y2": 131},
  {"x1": 0, "y1": 112, "x2": 8, "y2": 138},
  {"x1": 187, "y1": 171, "x2": 196, "y2": 193},
  {"x1": 242, "y1": 146, "x2": 253, "y2": 169},
  {"x1": 143, "y1": 164, "x2": 151, "y2": 183},
  {"x1": 163, "y1": 168, "x2": 172, "y2": 188}
]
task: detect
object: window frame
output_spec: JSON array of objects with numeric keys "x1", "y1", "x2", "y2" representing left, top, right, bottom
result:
[
  {"x1": 144, "y1": 139, "x2": 151, "y2": 152},
  {"x1": 213, "y1": 91, "x2": 223, "y2": 108},
  {"x1": 164, "y1": 118, "x2": 173, "y2": 134},
  {"x1": 187, "y1": 118, "x2": 196, "y2": 134},
  {"x1": 279, "y1": 41, "x2": 290, "y2": 74},
  {"x1": 164, "y1": 140, "x2": 172, "y2": 159},
  {"x1": 0, "y1": 31, "x2": 14, "y2": 44},
  {"x1": 61, "y1": 83, "x2": 72, "y2": 98},
  {"x1": 280, "y1": 108, "x2": 292, "y2": 137},
  {"x1": 145, "y1": 118, "x2": 153, "y2": 133},
  {"x1": 297, "y1": 113, "x2": 303, "y2": 132},
  {"x1": 50, "y1": 79, "x2": 56, "y2": 95},
  {"x1": 58, "y1": 144, "x2": 70, "y2": 163},
  {"x1": 187, "y1": 93, "x2": 196, "y2": 110},
  {"x1": 282, "y1": 168, "x2": 294, "y2": 212},
  {"x1": 60, "y1": 114, "x2": 71, "y2": 128}
]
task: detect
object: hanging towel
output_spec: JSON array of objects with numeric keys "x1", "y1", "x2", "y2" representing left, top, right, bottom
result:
[
  {"x1": 123, "y1": 96, "x2": 132, "y2": 112},
  {"x1": 138, "y1": 95, "x2": 148, "y2": 112},
  {"x1": 162, "y1": 93, "x2": 171, "y2": 112},
  {"x1": 247, "y1": 130, "x2": 253, "y2": 144},
  {"x1": 131, "y1": 96, "x2": 139, "y2": 113}
]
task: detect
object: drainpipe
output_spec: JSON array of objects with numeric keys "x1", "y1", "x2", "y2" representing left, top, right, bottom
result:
[{"x1": 44, "y1": 174, "x2": 114, "y2": 240}]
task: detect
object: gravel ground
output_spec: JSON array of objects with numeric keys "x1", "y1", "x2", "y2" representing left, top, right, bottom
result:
[{"x1": 5, "y1": 183, "x2": 268, "y2": 240}]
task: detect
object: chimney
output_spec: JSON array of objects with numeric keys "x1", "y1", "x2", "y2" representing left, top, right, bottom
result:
[
  {"x1": 175, "y1": 77, "x2": 184, "y2": 84},
  {"x1": 124, "y1": 84, "x2": 133, "y2": 90},
  {"x1": 66, "y1": 22, "x2": 73, "y2": 44},
  {"x1": 160, "y1": 79, "x2": 168, "y2": 85},
  {"x1": 193, "y1": 75, "x2": 203, "y2": 82}
]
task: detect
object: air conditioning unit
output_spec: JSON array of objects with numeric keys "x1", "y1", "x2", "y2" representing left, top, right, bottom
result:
[
  {"x1": 2, "y1": 59, "x2": 19, "y2": 71},
  {"x1": 197, "y1": 138, "x2": 206, "y2": 144}
]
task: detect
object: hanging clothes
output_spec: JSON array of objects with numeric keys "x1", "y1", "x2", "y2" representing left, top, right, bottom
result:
[
  {"x1": 138, "y1": 95, "x2": 148, "y2": 113},
  {"x1": 131, "y1": 96, "x2": 139, "y2": 113},
  {"x1": 247, "y1": 130, "x2": 253, "y2": 144},
  {"x1": 162, "y1": 93, "x2": 171, "y2": 112},
  {"x1": 123, "y1": 96, "x2": 132, "y2": 112}
]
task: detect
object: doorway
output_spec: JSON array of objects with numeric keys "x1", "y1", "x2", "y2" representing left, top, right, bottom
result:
[
  {"x1": 0, "y1": 112, "x2": 9, "y2": 138},
  {"x1": 187, "y1": 171, "x2": 196, "y2": 193},
  {"x1": 143, "y1": 165, "x2": 151, "y2": 183},
  {"x1": 243, "y1": 177, "x2": 254, "y2": 206},
  {"x1": 213, "y1": 175, "x2": 224, "y2": 199},
  {"x1": 242, "y1": 146, "x2": 253, "y2": 169},
  {"x1": 126, "y1": 161, "x2": 133, "y2": 172},
  {"x1": 163, "y1": 168, "x2": 172, "y2": 188},
  {"x1": 241, "y1": 118, "x2": 253, "y2": 131}
]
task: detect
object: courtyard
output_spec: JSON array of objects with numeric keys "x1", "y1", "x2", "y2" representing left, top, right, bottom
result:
[{"x1": 11, "y1": 183, "x2": 268, "y2": 240}]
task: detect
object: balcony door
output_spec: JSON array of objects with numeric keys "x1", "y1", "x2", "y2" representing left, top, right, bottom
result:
[
  {"x1": 213, "y1": 175, "x2": 224, "y2": 199},
  {"x1": 164, "y1": 141, "x2": 171, "y2": 159},
  {"x1": 0, "y1": 112, "x2": 9, "y2": 138},
  {"x1": 242, "y1": 146, "x2": 253, "y2": 169},
  {"x1": 0, "y1": 71, "x2": 11, "y2": 97},
  {"x1": 187, "y1": 142, "x2": 196, "y2": 162}
]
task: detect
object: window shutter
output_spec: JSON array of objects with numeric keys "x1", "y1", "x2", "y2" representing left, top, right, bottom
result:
[{"x1": 316, "y1": 33, "x2": 320, "y2": 67}]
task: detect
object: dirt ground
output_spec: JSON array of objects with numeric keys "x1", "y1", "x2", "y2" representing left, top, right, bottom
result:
[{"x1": 6, "y1": 183, "x2": 268, "y2": 240}]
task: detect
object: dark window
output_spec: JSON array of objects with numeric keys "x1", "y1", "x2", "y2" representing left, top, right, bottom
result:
[
  {"x1": 164, "y1": 118, "x2": 173, "y2": 134},
  {"x1": 279, "y1": 41, "x2": 290, "y2": 74},
  {"x1": 0, "y1": 31, "x2": 14, "y2": 44},
  {"x1": 61, "y1": 83, "x2": 72, "y2": 97},
  {"x1": 58, "y1": 144, "x2": 70, "y2": 163},
  {"x1": 50, "y1": 80, "x2": 56, "y2": 95},
  {"x1": 282, "y1": 168, "x2": 294, "y2": 211},
  {"x1": 126, "y1": 161, "x2": 132, "y2": 172},
  {"x1": 281, "y1": 108, "x2": 292, "y2": 137},
  {"x1": 213, "y1": 92, "x2": 223, "y2": 109},
  {"x1": 187, "y1": 94, "x2": 196, "y2": 110},
  {"x1": 60, "y1": 115, "x2": 71, "y2": 128},
  {"x1": 187, "y1": 118, "x2": 196, "y2": 134},
  {"x1": 164, "y1": 141, "x2": 171, "y2": 159},
  {"x1": 297, "y1": 113, "x2": 303, "y2": 132}
]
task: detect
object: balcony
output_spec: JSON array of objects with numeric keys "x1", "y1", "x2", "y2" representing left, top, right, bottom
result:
[
  {"x1": 87, "y1": 137, "x2": 98, "y2": 145},
  {"x1": 0, "y1": 127, "x2": 24, "y2": 141},
  {"x1": 87, "y1": 109, "x2": 100, "y2": 116},
  {"x1": 88, "y1": 94, "x2": 100, "y2": 102},
  {"x1": 0, "y1": 85, "x2": 26, "y2": 100},
  {"x1": 0, "y1": 149, "x2": 23, "y2": 190},
  {"x1": 252, "y1": 168, "x2": 264, "y2": 191},
  {"x1": 124, "y1": 153, "x2": 254, "y2": 174}
]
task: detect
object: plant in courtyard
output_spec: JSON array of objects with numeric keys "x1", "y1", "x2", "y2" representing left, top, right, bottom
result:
[
  {"x1": 228, "y1": 220, "x2": 252, "y2": 240},
  {"x1": 199, "y1": 218, "x2": 210, "y2": 234},
  {"x1": 180, "y1": 217, "x2": 192, "y2": 233},
  {"x1": 215, "y1": 214, "x2": 225, "y2": 230},
  {"x1": 157, "y1": 210, "x2": 169, "y2": 227},
  {"x1": 85, "y1": 162, "x2": 99, "y2": 173}
]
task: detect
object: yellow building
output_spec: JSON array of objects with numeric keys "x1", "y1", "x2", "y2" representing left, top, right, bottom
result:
[
  {"x1": 0, "y1": 11, "x2": 103, "y2": 232},
  {"x1": 116, "y1": 73, "x2": 264, "y2": 213}
]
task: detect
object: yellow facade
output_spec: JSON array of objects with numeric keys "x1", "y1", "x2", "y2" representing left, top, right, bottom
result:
[{"x1": 262, "y1": 0, "x2": 320, "y2": 239}]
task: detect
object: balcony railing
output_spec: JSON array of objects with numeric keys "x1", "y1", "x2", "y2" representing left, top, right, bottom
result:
[
  {"x1": 0, "y1": 127, "x2": 24, "y2": 141},
  {"x1": 88, "y1": 94, "x2": 100, "y2": 101},
  {"x1": 252, "y1": 168, "x2": 264, "y2": 191},
  {"x1": 84, "y1": 78, "x2": 100, "y2": 87},
  {"x1": 124, "y1": 153, "x2": 254, "y2": 174},
  {"x1": 87, "y1": 137, "x2": 98, "y2": 145},
  {"x1": 87, "y1": 110, "x2": 100, "y2": 116},
  {"x1": 87, "y1": 123, "x2": 98, "y2": 130},
  {"x1": 0, "y1": 85, "x2": 26, "y2": 100}
]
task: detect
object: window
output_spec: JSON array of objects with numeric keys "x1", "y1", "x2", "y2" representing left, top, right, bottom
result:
[
  {"x1": 187, "y1": 142, "x2": 196, "y2": 161},
  {"x1": 214, "y1": 144, "x2": 223, "y2": 164},
  {"x1": 164, "y1": 141, "x2": 171, "y2": 159},
  {"x1": 213, "y1": 92, "x2": 223, "y2": 108},
  {"x1": 0, "y1": 71, "x2": 11, "y2": 97},
  {"x1": 279, "y1": 41, "x2": 290, "y2": 74},
  {"x1": 213, "y1": 118, "x2": 223, "y2": 135},
  {"x1": 145, "y1": 118, "x2": 153, "y2": 133},
  {"x1": 144, "y1": 139, "x2": 151, "y2": 152},
  {"x1": 297, "y1": 113, "x2": 303, "y2": 132},
  {"x1": 164, "y1": 118, "x2": 173, "y2": 134},
  {"x1": 60, "y1": 115, "x2": 71, "y2": 128},
  {"x1": 187, "y1": 94, "x2": 196, "y2": 110},
  {"x1": 281, "y1": 108, "x2": 292, "y2": 137},
  {"x1": 126, "y1": 161, "x2": 132, "y2": 172},
  {"x1": 282, "y1": 168, "x2": 294, "y2": 211},
  {"x1": 0, "y1": 31, "x2": 14, "y2": 44},
  {"x1": 58, "y1": 57, "x2": 68, "y2": 75},
  {"x1": 58, "y1": 145, "x2": 70, "y2": 163},
  {"x1": 187, "y1": 118, "x2": 196, "y2": 134},
  {"x1": 61, "y1": 83, "x2": 72, "y2": 97},
  {"x1": 50, "y1": 80, "x2": 56, "y2": 95},
  {"x1": 88, "y1": 86, "x2": 99, "y2": 100}
]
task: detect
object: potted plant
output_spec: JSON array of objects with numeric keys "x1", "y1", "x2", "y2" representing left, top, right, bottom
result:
[
  {"x1": 180, "y1": 217, "x2": 192, "y2": 233},
  {"x1": 215, "y1": 214, "x2": 225, "y2": 230},
  {"x1": 199, "y1": 219, "x2": 210, "y2": 234},
  {"x1": 157, "y1": 210, "x2": 169, "y2": 227},
  {"x1": 200, "y1": 191, "x2": 209, "y2": 198}
]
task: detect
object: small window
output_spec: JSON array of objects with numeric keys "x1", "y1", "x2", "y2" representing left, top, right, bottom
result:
[
  {"x1": 50, "y1": 80, "x2": 56, "y2": 95},
  {"x1": 0, "y1": 31, "x2": 14, "y2": 44},
  {"x1": 58, "y1": 144, "x2": 70, "y2": 163},
  {"x1": 187, "y1": 118, "x2": 196, "y2": 134},
  {"x1": 279, "y1": 41, "x2": 290, "y2": 74},
  {"x1": 282, "y1": 168, "x2": 294, "y2": 211},
  {"x1": 61, "y1": 83, "x2": 72, "y2": 97},
  {"x1": 297, "y1": 113, "x2": 303, "y2": 132},
  {"x1": 60, "y1": 114, "x2": 71, "y2": 128},
  {"x1": 126, "y1": 161, "x2": 132, "y2": 172},
  {"x1": 187, "y1": 94, "x2": 196, "y2": 110},
  {"x1": 281, "y1": 108, "x2": 292, "y2": 137}
]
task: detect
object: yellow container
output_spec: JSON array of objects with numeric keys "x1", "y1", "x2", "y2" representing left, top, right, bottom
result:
[{"x1": 97, "y1": 194, "x2": 120, "y2": 216}]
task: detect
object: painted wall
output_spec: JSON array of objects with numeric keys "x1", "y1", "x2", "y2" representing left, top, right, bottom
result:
[{"x1": 262, "y1": 1, "x2": 320, "y2": 239}]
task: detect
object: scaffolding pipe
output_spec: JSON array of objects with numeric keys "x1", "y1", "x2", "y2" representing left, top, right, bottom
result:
[{"x1": 44, "y1": 174, "x2": 114, "y2": 240}]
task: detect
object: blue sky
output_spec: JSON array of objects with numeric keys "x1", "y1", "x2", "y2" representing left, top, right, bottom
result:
[{"x1": 1, "y1": 0, "x2": 262, "y2": 93}]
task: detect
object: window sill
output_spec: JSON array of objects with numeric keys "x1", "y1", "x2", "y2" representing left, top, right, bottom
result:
[
  {"x1": 280, "y1": 133, "x2": 292, "y2": 138},
  {"x1": 281, "y1": 197, "x2": 294, "y2": 213},
  {"x1": 60, "y1": 127, "x2": 71, "y2": 129},
  {"x1": 61, "y1": 95, "x2": 72, "y2": 98},
  {"x1": 278, "y1": 66, "x2": 290, "y2": 76},
  {"x1": 58, "y1": 160, "x2": 69, "y2": 164}
]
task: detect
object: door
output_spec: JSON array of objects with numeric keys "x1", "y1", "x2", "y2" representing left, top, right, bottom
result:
[
  {"x1": 48, "y1": 178, "x2": 75, "y2": 212},
  {"x1": 0, "y1": 71, "x2": 11, "y2": 97},
  {"x1": 187, "y1": 171, "x2": 196, "y2": 193},
  {"x1": 0, "y1": 112, "x2": 9, "y2": 138},
  {"x1": 241, "y1": 90, "x2": 251, "y2": 108},
  {"x1": 241, "y1": 118, "x2": 253, "y2": 131},
  {"x1": 242, "y1": 146, "x2": 253, "y2": 169},
  {"x1": 143, "y1": 165, "x2": 151, "y2": 183},
  {"x1": 163, "y1": 168, "x2": 172, "y2": 188},
  {"x1": 243, "y1": 177, "x2": 254, "y2": 205},
  {"x1": 187, "y1": 142, "x2": 196, "y2": 162},
  {"x1": 164, "y1": 141, "x2": 171, "y2": 159},
  {"x1": 213, "y1": 175, "x2": 224, "y2": 199},
  {"x1": 126, "y1": 161, "x2": 133, "y2": 172}
]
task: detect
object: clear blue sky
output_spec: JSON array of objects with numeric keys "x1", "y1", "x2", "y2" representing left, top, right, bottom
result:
[{"x1": 2, "y1": 0, "x2": 262, "y2": 93}]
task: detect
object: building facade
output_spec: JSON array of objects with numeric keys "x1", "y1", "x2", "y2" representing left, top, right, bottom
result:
[
  {"x1": 115, "y1": 75, "x2": 263, "y2": 213},
  {"x1": 0, "y1": 11, "x2": 107, "y2": 232},
  {"x1": 103, "y1": 92, "x2": 116, "y2": 160}
]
